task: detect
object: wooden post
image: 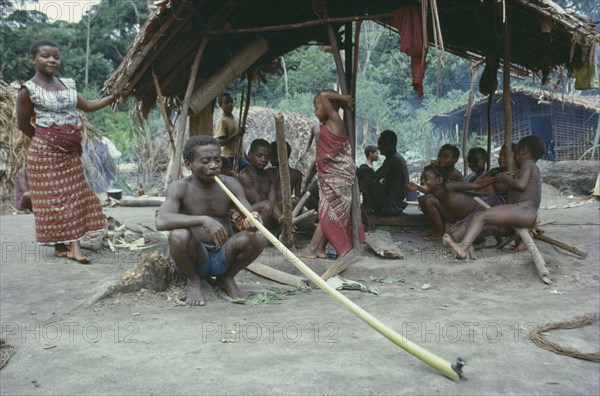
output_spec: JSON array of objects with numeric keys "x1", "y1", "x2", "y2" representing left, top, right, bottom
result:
[
  {"x1": 169, "y1": 38, "x2": 207, "y2": 183},
  {"x1": 234, "y1": 73, "x2": 254, "y2": 174},
  {"x1": 462, "y1": 62, "x2": 481, "y2": 176},
  {"x1": 486, "y1": 92, "x2": 493, "y2": 171},
  {"x1": 275, "y1": 112, "x2": 293, "y2": 247},
  {"x1": 150, "y1": 63, "x2": 176, "y2": 156},
  {"x1": 502, "y1": 18, "x2": 513, "y2": 172}
]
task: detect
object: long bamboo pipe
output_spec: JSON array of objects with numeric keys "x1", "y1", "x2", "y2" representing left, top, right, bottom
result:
[{"x1": 213, "y1": 176, "x2": 462, "y2": 382}]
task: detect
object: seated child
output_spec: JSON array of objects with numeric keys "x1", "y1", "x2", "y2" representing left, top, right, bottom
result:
[
  {"x1": 363, "y1": 145, "x2": 379, "y2": 169},
  {"x1": 407, "y1": 163, "x2": 500, "y2": 224},
  {"x1": 14, "y1": 165, "x2": 32, "y2": 212},
  {"x1": 416, "y1": 144, "x2": 464, "y2": 239},
  {"x1": 443, "y1": 135, "x2": 546, "y2": 259},
  {"x1": 270, "y1": 140, "x2": 303, "y2": 221},
  {"x1": 488, "y1": 143, "x2": 517, "y2": 199},
  {"x1": 238, "y1": 139, "x2": 276, "y2": 224},
  {"x1": 465, "y1": 147, "x2": 488, "y2": 182}
]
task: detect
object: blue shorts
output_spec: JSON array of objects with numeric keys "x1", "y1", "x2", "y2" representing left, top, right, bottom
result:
[{"x1": 174, "y1": 241, "x2": 229, "y2": 278}]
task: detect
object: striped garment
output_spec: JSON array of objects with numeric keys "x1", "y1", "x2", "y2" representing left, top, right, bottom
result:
[
  {"x1": 316, "y1": 125, "x2": 364, "y2": 256},
  {"x1": 27, "y1": 125, "x2": 105, "y2": 244}
]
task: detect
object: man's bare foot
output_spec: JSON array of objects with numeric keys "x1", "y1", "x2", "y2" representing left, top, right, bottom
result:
[
  {"x1": 186, "y1": 279, "x2": 206, "y2": 306},
  {"x1": 443, "y1": 234, "x2": 467, "y2": 260},
  {"x1": 215, "y1": 275, "x2": 245, "y2": 300}
]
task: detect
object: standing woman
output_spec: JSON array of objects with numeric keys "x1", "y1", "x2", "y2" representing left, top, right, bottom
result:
[{"x1": 16, "y1": 40, "x2": 117, "y2": 264}]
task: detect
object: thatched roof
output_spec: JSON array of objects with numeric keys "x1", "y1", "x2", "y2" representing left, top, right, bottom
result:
[
  {"x1": 430, "y1": 88, "x2": 600, "y2": 121},
  {"x1": 105, "y1": 0, "x2": 599, "y2": 115}
]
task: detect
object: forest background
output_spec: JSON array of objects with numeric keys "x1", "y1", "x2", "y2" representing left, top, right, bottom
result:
[{"x1": 1, "y1": 0, "x2": 598, "y2": 166}]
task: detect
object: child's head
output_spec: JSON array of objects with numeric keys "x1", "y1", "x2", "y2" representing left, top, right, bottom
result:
[
  {"x1": 377, "y1": 130, "x2": 398, "y2": 156},
  {"x1": 313, "y1": 89, "x2": 339, "y2": 123},
  {"x1": 220, "y1": 156, "x2": 232, "y2": 176},
  {"x1": 498, "y1": 143, "x2": 517, "y2": 169},
  {"x1": 357, "y1": 165, "x2": 376, "y2": 192},
  {"x1": 437, "y1": 144, "x2": 460, "y2": 168},
  {"x1": 420, "y1": 164, "x2": 444, "y2": 191},
  {"x1": 270, "y1": 141, "x2": 292, "y2": 167},
  {"x1": 467, "y1": 147, "x2": 487, "y2": 173},
  {"x1": 516, "y1": 135, "x2": 546, "y2": 162},
  {"x1": 248, "y1": 139, "x2": 271, "y2": 169},
  {"x1": 364, "y1": 145, "x2": 379, "y2": 161},
  {"x1": 218, "y1": 92, "x2": 234, "y2": 115}
]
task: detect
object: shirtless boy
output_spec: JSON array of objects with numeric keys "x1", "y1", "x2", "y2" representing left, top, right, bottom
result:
[
  {"x1": 156, "y1": 136, "x2": 265, "y2": 306},
  {"x1": 417, "y1": 144, "x2": 464, "y2": 239},
  {"x1": 443, "y1": 135, "x2": 546, "y2": 259},
  {"x1": 238, "y1": 138, "x2": 277, "y2": 224},
  {"x1": 407, "y1": 164, "x2": 500, "y2": 241}
]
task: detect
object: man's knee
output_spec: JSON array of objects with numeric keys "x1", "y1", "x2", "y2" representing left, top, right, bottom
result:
[
  {"x1": 233, "y1": 231, "x2": 266, "y2": 252},
  {"x1": 169, "y1": 228, "x2": 192, "y2": 247}
]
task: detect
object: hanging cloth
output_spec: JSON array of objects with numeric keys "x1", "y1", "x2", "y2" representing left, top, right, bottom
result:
[{"x1": 391, "y1": 5, "x2": 428, "y2": 97}]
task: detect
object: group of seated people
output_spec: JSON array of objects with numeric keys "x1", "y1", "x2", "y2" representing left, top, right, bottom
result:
[{"x1": 357, "y1": 129, "x2": 546, "y2": 262}]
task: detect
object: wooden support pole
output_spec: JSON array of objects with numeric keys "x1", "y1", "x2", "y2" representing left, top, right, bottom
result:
[
  {"x1": 150, "y1": 63, "x2": 176, "y2": 156},
  {"x1": 462, "y1": 62, "x2": 481, "y2": 176},
  {"x1": 234, "y1": 73, "x2": 254, "y2": 174},
  {"x1": 502, "y1": 18, "x2": 514, "y2": 173},
  {"x1": 169, "y1": 38, "x2": 207, "y2": 183},
  {"x1": 474, "y1": 197, "x2": 550, "y2": 284},
  {"x1": 275, "y1": 112, "x2": 293, "y2": 247},
  {"x1": 486, "y1": 92, "x2": 493, "y2": 171}
]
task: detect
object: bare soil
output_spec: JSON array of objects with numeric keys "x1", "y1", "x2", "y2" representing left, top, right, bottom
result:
[{"x1": 1, "y1": 184, "x2": 598, "y2": 395}]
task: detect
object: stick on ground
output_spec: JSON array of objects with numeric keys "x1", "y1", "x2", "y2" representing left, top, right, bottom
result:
[{"x1": 214, "y1": 175, "x2": 461, "y2": 382}]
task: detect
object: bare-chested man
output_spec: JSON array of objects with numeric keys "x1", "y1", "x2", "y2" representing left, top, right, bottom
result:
[
  {"x1": 238, "y1": 138, "x2": 277, "y2": 224},
  {"x1": 156, "y1": 136, "x2": 265, "y2": 306},
  {"x1": 443, "y1": 135, "x2": 546, "y2": 259}
]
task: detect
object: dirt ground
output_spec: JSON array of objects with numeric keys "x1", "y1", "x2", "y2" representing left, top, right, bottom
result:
[{"x1": 1, "y1": 183, "x2": 599, "y2": 395}]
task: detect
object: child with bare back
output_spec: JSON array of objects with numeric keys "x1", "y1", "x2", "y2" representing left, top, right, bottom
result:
[
  {"x1": 156, "y1": 136, "x2": 265, "y2": 306},
  {"x1": 443, "y1": 135, "x2": 546, "y2": 260},
  {"x1": 416, "y1": 144, "x2": 464, "y2": 239},
  {"x1": 488, "y1": 143, "x2": 517, "y2": 199},
  {"x1": 408, "y1": 164, "x2": 499, "y2": 219},
  {"x1": 238, "y1": 139, "x2": 277, "y2": 224},
  {"x1": 270, "y1": 140, "x2": 303, "y2": 221}
]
